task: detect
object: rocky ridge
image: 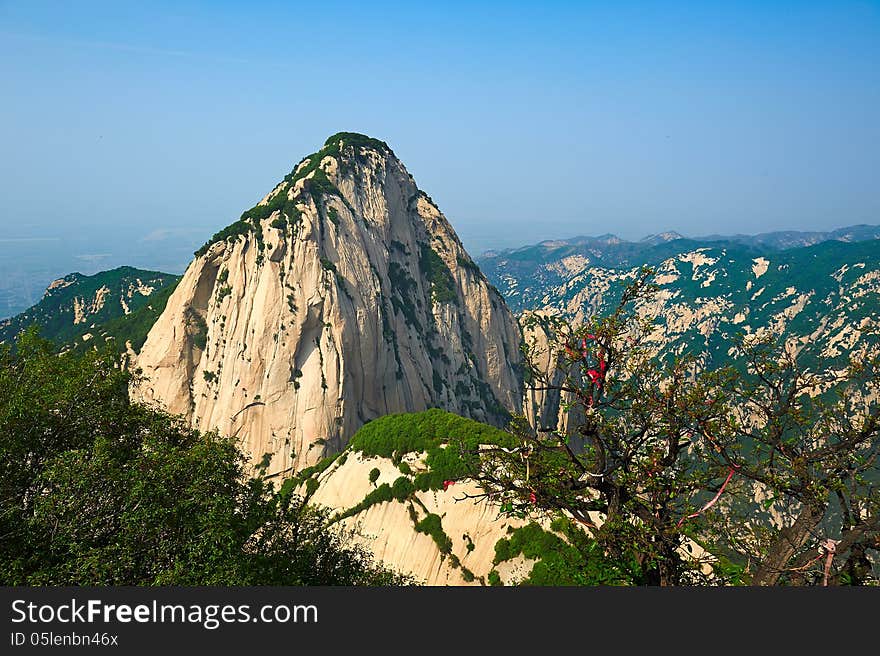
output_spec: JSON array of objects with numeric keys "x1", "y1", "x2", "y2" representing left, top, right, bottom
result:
[
  {"x1": 485, "y1": 239, "x2": 880, "y2": 432},
  {"x1": 0, "y1": 266, "x2": 179, "y2": 351}
]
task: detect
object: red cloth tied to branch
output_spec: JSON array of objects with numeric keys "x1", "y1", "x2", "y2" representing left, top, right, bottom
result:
[
  {"x1": 564, "y1": 334, "x2": 609, "y2": 406},
  {"x1": 677, "y1": 467, "x2": 737, "y2": 528}
]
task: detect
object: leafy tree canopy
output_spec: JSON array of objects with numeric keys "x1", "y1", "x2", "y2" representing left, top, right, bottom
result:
[{"x1": 0, "y1": 327, "x2": 410, "y2": 586}]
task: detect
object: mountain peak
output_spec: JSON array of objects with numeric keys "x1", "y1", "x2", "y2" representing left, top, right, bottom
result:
[
  {"x1": 137, "y1": 134, "x2": 522, "y2": 477},
  {"x1": 195, "y1": 133, "x2": 405, "y2": 257},
  {"x1": 1, "y1": 267, "x2": 178, "y2": 349},
  {"x1": 640, "y1": 231, "x2": 684, "y2": 246},
  {"x1": 322, "y1": 131, "x2": 392, "y2": 154}
]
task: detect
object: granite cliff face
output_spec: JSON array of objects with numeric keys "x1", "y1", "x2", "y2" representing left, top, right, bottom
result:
[
  {"x1": 302, "y1": 450, "x2": 530, "y2": 586},
  {"x1": 133, "y1": 133, "x2": 522, "y2": 476}
]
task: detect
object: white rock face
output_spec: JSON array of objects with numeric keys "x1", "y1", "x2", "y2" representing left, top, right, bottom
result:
[
  {"x1": 520, "y1": 311, "x2": 585, "y2": 435},
  {"x1": 304, "y1": 451, "x2": 527, "y2": 585},
  {"x1": 133, "y1": 135, "x2": 522, "y2": 476}
]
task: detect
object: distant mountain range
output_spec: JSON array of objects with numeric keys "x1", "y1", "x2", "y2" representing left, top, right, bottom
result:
[
  {"x1": 477, "y1": 224, "x2": 880, "y2": 314},
  {"x1": 695, "y1": 224, "x2": 880, "y2": 250},
  {"x1": 0, "y1": 266, "x2": 179, "y2": 352},
  {"x1": 477, "y1": 232, "x2": 880, "y2": 388},
  {"x1": 482, "y1": 223, "x2": 880, "y2": 258}
]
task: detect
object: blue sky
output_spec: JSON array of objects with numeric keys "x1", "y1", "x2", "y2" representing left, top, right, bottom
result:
[{"x1": 1, "y1": 0, "x2": 878, "y2": 257}]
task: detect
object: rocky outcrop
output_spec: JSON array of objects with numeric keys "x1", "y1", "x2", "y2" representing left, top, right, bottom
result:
[
  {"x1": 133, "y1": 133, "x2": 522, "y2": 476},
  {"x1": 304, "y1": 450, "x2": 525, "y2": 585},
  {"x1": 520, "y1": 311, "x2": 585, "y2": 436},
  {"x1": 284, "y1": 408, "x2": 578, "y2": 586}
]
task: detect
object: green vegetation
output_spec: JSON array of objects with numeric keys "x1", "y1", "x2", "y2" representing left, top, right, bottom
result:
[
  {"x1": 287, "y1": 132, "x2": 387, "y2": 202},
  {"x1": 332, "y1": 483, "x2": 394, "y2": 523},
  {"x1": 368, "y1": 467, "x2": 380, "y2": 485},
  {"x1": 323, "y1": 132, "x2": 390, "y2": 153},
  {"x1": 348, "y1": 408, "x2": 517, "y2": 491},
  {"x1": 391, "y1": 475, "x2": 415, "y2": 501},
  {"x1": 492, "y1": 521, "x2": 634, "y2": 586},
  {"x1": 184, "y1": 307, "x2": 208, "y2": 351},
  {"x1": 194, "y1": 219, "x2": 252, "y2": 257},
  {"x1": 390, "y1": 239, "x2": 409, "y2": 255},
  {"x1": 0, "y1": 329, "x2": 411, "y2": 585},
  {"x1": 419, "y1": 244, "x2": 457, "y2": 304},
  {"x1": 284, "y1": 453, "x2": 341, "y2": 491},
  {"x1": 216, "y1": 284, "x2": 232, "y2": 301},
  {"x1": 96, "y1": 277, "x2": 180, "y2": 353},
  {"x1": 195, "y1": 186, "x2": 302, "y2": 257},
  {"x1": 0, "y1": 268, "x2": 180, "y2": 354},
  {"x1": 242, "y1": 187, "x2": 302, "y2": 230},
  {"x1": 387, "y1": 262, "x2": 422, "y2": 331},
  {"x1": 301, "y1": 477, "x2": 319, "y2": 497},
  {"x1": 414, "y1": 513, "x2": 453, "y2": 554},
  {"x1": 307, "y1": 168, "x2": 339, "y2": 199},
  {"x1": 456, "y1": 255, "x2": 482, "y2": 275},
  {"x1": 432, "y1": 369, "x2": 444, "y2": 395}
]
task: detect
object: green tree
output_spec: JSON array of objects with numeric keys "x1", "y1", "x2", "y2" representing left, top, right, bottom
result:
[
  {"x1": 474, "y1": 269, "x2": 721, "y2": 584},
  {"x1": 471, "y1": 269, "x2": 880, "y2": 585},
  {"x1": 0, "y1": 327, "x2": 411, "y2": 586},
  {"x1": 696, "y1": 333, "x2": 880, "y2": 585}
]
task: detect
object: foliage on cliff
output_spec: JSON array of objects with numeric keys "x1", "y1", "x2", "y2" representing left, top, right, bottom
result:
[{"x1": 349, "y1": 408, "x2": 517, "y2": 491}]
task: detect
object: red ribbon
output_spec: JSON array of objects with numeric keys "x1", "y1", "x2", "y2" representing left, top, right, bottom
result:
[
  {"x1": 566, "y1": 335, "x2": 607, "y2": 401},
  {"x1": 677, "y1": 468, "x2": 737, "y2": 528}
]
